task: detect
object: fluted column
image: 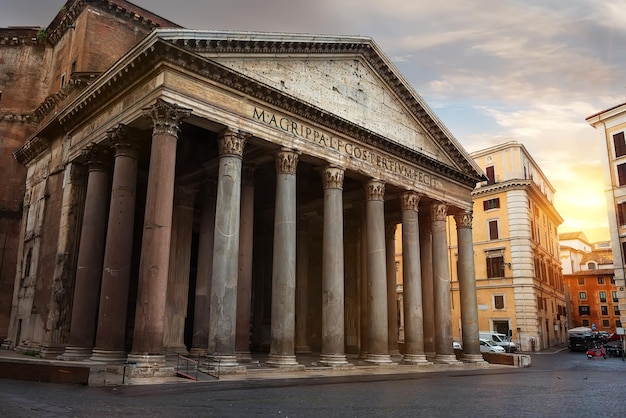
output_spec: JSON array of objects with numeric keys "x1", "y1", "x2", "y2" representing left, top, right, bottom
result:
[
  {"x1": 431, "y1": 203, "x2": 459, "y2": 364},
  {"x1": 365, "y1": 180, "x2": 392, "y2": 364},
  {"x1": 190, "y1": 179, "x2": 217, "y2": 356},
  {"x1": 400, "y1": 192, "x2": 430, "y2": 365},
  {"x1": 207, "y1": 128, "x2": 248, "y2": 369},
  {"x1": 386, "y1": 222, "x2": 399, "y2": 356},
  {"x1": 130, "y1": 99, "x2": 191, "y2": 367},
  {"x1": 91, "y1": 125, "x2": 141, "y2": 364},
  {"x1": 419, "y1": 212, "x2": 435, "y2": 360},
  {"x1": 320, "y1": 165, "x2": 349, "y2": 366},
  {"x1": 62, "y1": 145, "x2": 111, "y2": 360},
  {"x1": 455, "y1": 211, "x2": 485, "y2": 363},
  {"x1": 359, "y1": 206, "x2": 368, "y2": 358},
  {"x1": 267, "y1": 149, "x2": 302, "y2": 368},
  {"x1": 295, "y1": 217, "x2": 311, "y2": 354},
  {"x1": 235, "y1": 165, "x2": 256, "y2": 362},
  {"x1": 163, "y1": 185, "x2": 197, "y2": 355}
]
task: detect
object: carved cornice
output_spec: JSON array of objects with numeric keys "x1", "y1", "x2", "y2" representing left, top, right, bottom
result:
[
  {"x1": 13, "y1": 136, "x2": 49, "y2": 165},
  {"x1": 322, "y1": 166, "x2": 344, "y2": 190},
  {"x1": 365, "y1": 180, "x2": 385, "y2": 202},
  {"x1": 276, "y1": 149, "x2": 299, "y2": 175},
  {"x1": 107, "y1": 124, "x2": 142, "y2": 159}
]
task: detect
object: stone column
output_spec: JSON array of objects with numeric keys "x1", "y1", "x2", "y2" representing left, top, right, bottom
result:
[
  {"x1": 62, "y1": 144, "x2": 111, "y2": 360},
  {"x1": 236, "y1": 165, "x2": 256, "y2": 362},
  {"x1": 400, "y1": 192, "x2": 430, "y2": 365},
  {"x1": 320, "y1": 166, "x2": 349, "y2": 367},
  {"x1": 386, "y1": 223, "x2": 399, "y2": 356},
  {"x1": 129, "y1": 99, "x2": 191, "y2": 368},
  {"x1": 455, "y1": 210, "x2": 485, "y2": 363},
  {"x1": 91, "y1": 125, "x2": 141, "y2": 364},
  {"x1": 267, "y1": 149, "x2": 302, "y2": 368},
  {"x1": 207, "y1": 128, "x2": 248, "y2": 369},
  {"x1": 365, "y1": 180, "x2": 392, "y2": 364},
  {"x1": 431, "y1": 202, "x2": 459, "y2": 364},
  {"x1": 190, "y1": 179, "x2": 217, "y2": 356},
  {"x1": 419, "y1": 211, "x2": 435, "y2": 359},
  {"x1": 359, "y1": 204, "x2": 368, "y2": 358},
  {"x1": 295, "y1": 217, "x2": 311, "y2": 354},
  {"x1": 163, "y1": 185, "x2": 197, "y2": 355}
]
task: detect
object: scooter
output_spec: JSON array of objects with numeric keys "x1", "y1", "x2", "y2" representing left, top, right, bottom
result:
[{"x1": 586, "y1": 345, "x2": 607, "y2": 359}]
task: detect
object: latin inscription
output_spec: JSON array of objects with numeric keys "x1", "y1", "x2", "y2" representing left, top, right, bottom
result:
[{"x1": 253, "y1": 107, "x2": 440, "y2": 189}]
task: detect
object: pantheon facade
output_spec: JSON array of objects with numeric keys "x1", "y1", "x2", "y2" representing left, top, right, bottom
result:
[{"x1": 4, "y1": 2, "x2": 486, "y2": 375}]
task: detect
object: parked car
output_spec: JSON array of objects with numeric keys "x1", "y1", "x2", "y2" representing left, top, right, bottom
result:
[
  {"x1": 479, "y1": 331, "x2": 517, "y2": 352},
  {"x1": 479, "y1": 338, "x2": 506, "y2": 353},
  {"x1": 453, "y1": 341, "x2": 463, "y2": 350},
  {"x1": 608, "y1": 332, "x2": 622, "y2": 342}
]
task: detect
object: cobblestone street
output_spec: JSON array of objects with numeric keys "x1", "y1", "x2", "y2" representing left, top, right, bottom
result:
[{"x1": 2, "y1": 348, "x2": 625, "y2": 417}]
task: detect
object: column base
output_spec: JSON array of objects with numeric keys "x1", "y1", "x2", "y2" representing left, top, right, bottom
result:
[
  {"x1": 319, "y1": 353, "x2": 352, "y2": 367},
  {"x1": 90, "y1": 349, "x2": 127, "y2": 364},
  {"x1": 401, "y1": 354, "x2": 432, "y2": 365},
  {"x1": 206, "y1": 354, "x2": 239, "y2": 368},
  {"x1": 59, "y1": 346, "x2": 93, "y2": 361},
  {"x1": 461, "y1": 353, "x2": 489, "y2": 364},
  {"x1": 425, "y1": 351, "x2": 436, "y2": 361},
  {"x1": 295, "y1": 344, "x2": 312, "y2": 354},
  {"x1": 365, "y1": 353, "x2": 395, "y2": 365},
  {"x1": 266, "y1": 354, "x2": 304, "y2": 370},
  {"x1": 39, "y1": 343, "x2": 65, "y2": 359},
  {"x1": 236, "y1": 351, "x2": 254, "y2": 363},
  {"x1": 189, "y1": 347, "x2": 208, "y2": 357},
  {"x1": 124, "y1": 354, "x2": 175, "y2": 379},
  {"x1": 434, "y1": 353, "x2": 463, "y2": 365}
]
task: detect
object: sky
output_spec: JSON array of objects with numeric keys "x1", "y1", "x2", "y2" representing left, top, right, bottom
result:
[{"x1": 2, "y1": 0, "x2": 624, "y2": 243}]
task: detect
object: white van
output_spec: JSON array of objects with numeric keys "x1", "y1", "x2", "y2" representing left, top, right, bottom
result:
[{"x1": 479, "y1": 331, "x2": 517, "y2": 352}]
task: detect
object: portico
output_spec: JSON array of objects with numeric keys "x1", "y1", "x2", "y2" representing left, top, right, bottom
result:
[{"x1": 8, "y1": 30, "x2": 485, "y2": 375}]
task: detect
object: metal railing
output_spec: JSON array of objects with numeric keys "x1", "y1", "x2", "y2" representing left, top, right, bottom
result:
[{"x1": 176, "y1": 354, "x2": 199, "y2": 381}]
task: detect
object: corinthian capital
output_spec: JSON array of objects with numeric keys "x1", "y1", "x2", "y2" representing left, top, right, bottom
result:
[
  {"x1": 430, "y1": 202, "x2": 448, "y2": 222},
  {"x1": 400, "y1": 191, "x2": 421, "y2": 212},
  {"x1": 218, "y1": 128, "x2": 248, "y2": 157},
  {"x1": 143, "y1": 99, "x2": 192, "y2": 137},
  {"x1": 365, "y1": 180, "x2": 385, "y2": 201},
  {"x1": 276, "y1": 148, "x2": 299, "y2": 175},
  {"x1": 322, "y1": 165, "x2": 344, "y2": 190},
  {"x1": 454, "y1": 210, "x2": 473, "y2": 229}
]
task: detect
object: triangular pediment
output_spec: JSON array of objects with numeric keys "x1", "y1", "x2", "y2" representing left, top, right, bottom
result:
[{"x1": 209, "y1": 56, "x2": 453, "y2": 165}]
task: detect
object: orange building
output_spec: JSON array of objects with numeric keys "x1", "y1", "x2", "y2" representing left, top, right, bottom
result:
[{"x1": 563, "y1": 269, "x2": 620, "y2": 331}]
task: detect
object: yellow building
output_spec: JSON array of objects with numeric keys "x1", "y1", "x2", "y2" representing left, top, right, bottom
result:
[{"x1": 448, "y1": 141, "x2": 566, "y2": 351}]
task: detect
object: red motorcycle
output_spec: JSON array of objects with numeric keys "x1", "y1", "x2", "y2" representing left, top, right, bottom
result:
[{"x1": 586, "y1": 345, "x2": 607, "y2": 359}]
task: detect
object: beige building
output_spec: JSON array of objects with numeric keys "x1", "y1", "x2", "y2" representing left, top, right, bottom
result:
[
  {"x1": 448, "y1": 141, "x2": 566, "y2": 351},
  {"x1": 2, "y1": 0, "x2": 488, "y2": 379},
  {"x1": 586, "y1": 103, "x2": 626, "y2": 329}
]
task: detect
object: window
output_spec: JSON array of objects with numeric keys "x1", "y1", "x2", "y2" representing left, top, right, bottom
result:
[
  {"x1": 582, "y1": 319, "x2": 590, "y2": 326},
  {"x1": 617, "y1": 320, "x2": 622, "y2": 328},
  {"x1": 602, "y1": 319, "x2": 610, "y2": 328},
  {"x1": 483, "y1": 198, "x2": 500, "y2": 210},
  {"x1": 493, "y1": 295, "x2": 505, "y2": 309},
  {"x1": 614, "y1": 305, "x2": 620, "y2": 316},
  {"x1": 614, "y1": 132, "x2": 626, "y2": 157},
  {"x1": 579, "y1": 306, "x2": 590, "y2": 315},
  {"x1": 486, "y1": 166, "x2": 495, "y2": 184},
  {"x1": 488, "y1": 220, "x2": 499, "y2": 240},
  {"x1": 578, "y1": 277, "x2": 584, "y2": 285},
  {"x1": 579, "y1": 291, "x2": 587, "y2": 300},
  {"x1": 601, "y1": 305, "x2": 608, "y2": 315},
  {"x1": 618, "y1": 163, "x2": 626, "y2": 186},
  {"x1": 587, "y1": 262, "x2": 596, "y2": 270},
  {"x1": 613, "y1": 291, "x2": 618, "y2": 303},
  {"x1": 537, "y1": 296, "x2": 543, "y2": 310},
  {"x1": 599, "y1": 291, "x2": 607, "y2": 302},
  {"x1": 486, "y1": 255, "x2": 504, "y2": 278},
  {"x1": 611, "y1": 277, "x2": 616, "y2": 284},
  {"x1": 618, "y1": 203, "x2": 626, "y2": 226},
  {"x1": 598, "y1": 277, "x2": 605, "y2": 285},
  {"x1": 60, "y1": 73, "x2": 66, "y2": 89}
]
